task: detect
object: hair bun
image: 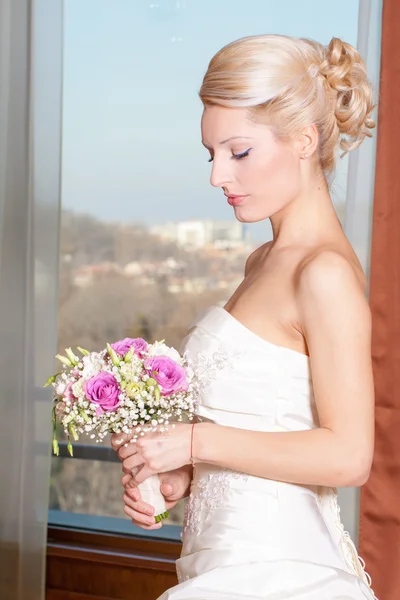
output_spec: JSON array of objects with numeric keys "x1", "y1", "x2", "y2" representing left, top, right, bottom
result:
[{"x1": 320, "y1": 37, "x2": 375, "y2": 154}]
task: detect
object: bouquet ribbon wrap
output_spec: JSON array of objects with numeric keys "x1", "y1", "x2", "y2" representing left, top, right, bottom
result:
[{"x1": 137, "y1": 473, "x2": 168, "y2": 522}]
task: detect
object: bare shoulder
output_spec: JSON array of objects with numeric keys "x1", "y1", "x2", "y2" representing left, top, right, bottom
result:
[
  {"x1": 244, "y1": 241, "x2": 272, "y2": 277},
  {"x1": 295, "y1": 249, "x2": 371, "y2": 328}
]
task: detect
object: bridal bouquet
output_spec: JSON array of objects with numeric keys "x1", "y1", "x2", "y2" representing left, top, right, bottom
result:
[{"x1": 45, "y1": 337, "x2": 197, "y2": 522}]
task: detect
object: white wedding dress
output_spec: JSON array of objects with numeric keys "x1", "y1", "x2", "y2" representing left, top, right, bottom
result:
[{"x1": 157, "y1": 305, "x2": 377, "y2": 600}]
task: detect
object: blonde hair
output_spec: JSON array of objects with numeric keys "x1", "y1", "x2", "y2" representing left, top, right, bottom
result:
[{"x1": 199, "y1": 35, "x2": 375, "y2": 174}]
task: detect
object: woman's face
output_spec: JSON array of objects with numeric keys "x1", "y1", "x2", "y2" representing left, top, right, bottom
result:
[{"x1": 201, "y1": 105, "x2": 303, "y2": 223}]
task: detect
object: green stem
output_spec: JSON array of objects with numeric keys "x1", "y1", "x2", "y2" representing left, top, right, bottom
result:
[
  {"x1": 67, "y1": 434, "x2": 73, "y2": 457},
  {"x1": 78, "y1": 408, "x2": 91, "y2": 424},
  {"x1": 154, "y1": 510, "x2": 169, "y2": 523},
  {"x1": 52, "y1": 406, "x2": 59, "y2": 456}
]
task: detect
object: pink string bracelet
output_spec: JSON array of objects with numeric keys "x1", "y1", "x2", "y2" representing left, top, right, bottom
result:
[{"x1": 190, "y1": 422, "x2": 196, "y2": 466}]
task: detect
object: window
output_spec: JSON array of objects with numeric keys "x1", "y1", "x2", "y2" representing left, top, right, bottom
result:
[{"x1": 49, "y1": 0, "x2": 361, "y2": 537}]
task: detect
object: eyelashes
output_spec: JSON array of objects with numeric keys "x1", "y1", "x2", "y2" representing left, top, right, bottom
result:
[
  {"x1": 208, "y1": 148, "x2": 252, "y2": 163},
  {"x1": 233, "y1": 148, "x2": 252, "y2": 161}
]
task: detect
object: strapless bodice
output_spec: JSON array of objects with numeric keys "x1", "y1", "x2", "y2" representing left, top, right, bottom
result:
[
  {"x1": 163, "y1": 305, "x2": 377, "y2": 600},
  {"x1": 180, "y1": 304, "x2": 315, "y2": 434}
]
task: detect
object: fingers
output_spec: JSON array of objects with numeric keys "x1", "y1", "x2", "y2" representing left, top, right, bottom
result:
[
  {"x1": 122, "y1": 453, "x2": 145, "y2": 475},
  {"x1": 133, "y1": 464, "x2": 155, "y2": 484},
  {"x1": 121, "y1": 473, "x2": 135, "y2": 488},
  {"x1": 118, "y1": 439, "x2": 138, "y2": 460},
  {"x1": 159, "y1": 481, "x2": 174, "y2": 498},
  {"x1": 123, "y1": 490, "x2": 162, "y2": 530},
  {"x1": 111, "y1": 430, "x2": 135, "y2": 451},
  {"x1": 123, "y1": 490, "x2": 155, "y2": 517},
  {"x1": 123, "y1": 504, "x2": 162, "y2": 530},
  {"x1": 123, "y1": 474, "x2": 178, "y2": 510},
  {"x1": 158, "y1": 467, "x2": 192, "y2": 501}
]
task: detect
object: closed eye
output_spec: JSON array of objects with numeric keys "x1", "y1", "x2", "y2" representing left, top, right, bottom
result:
[
  {"x1": 208, "y1": 148, "x2": 252, "y2": 163},
  {"x1": 232, "y1": 148, "x2": 252, "y2": 160}
]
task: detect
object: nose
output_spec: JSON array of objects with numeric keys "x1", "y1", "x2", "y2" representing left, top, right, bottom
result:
[{"x1": 209, "y1": 159, "x2": 232, "y2": 189}]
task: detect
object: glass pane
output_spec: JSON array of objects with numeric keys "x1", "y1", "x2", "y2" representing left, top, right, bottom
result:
[{"x1": 52, "y1": 0, "x2": 361, "y2": 534}]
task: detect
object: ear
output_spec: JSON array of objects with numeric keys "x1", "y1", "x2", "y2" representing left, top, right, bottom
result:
[{"x1": 297, "y1": 125, "x2": 319, "y2": 159}]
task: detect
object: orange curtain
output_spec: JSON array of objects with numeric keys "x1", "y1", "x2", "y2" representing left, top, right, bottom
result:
[{"x1": 358, "y1": 1, "x2": 400, "y2": 598}]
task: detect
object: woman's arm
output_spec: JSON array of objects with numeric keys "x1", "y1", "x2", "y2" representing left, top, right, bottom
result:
[
  {"x1": 123, "y1": 251, "x2": 375, "y2": 489},
  {"x1": 193, "y1": 251, "x2": 375, "y2": 487}
]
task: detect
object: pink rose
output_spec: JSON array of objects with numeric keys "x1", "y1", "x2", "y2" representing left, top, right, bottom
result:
[
  {"x1": 110, "y1": 337, "x2": 148, "y2": 358},
  {"x1": 144, "y1": 356, "x2": 188, "y2": 396},
  {"x1": 84, "y1": 372, "x2": 121, "y2": 415},
  {"x1": 64, "y1": 382, "x2": 76, "y2": 400}
]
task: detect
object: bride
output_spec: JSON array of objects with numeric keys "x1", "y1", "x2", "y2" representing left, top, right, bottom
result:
[{"x1": 112, "y1": 34, "x2": 377, "y2": 599}]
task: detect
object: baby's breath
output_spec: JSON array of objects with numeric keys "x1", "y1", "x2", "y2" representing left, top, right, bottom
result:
[{"x1": 50, "y1": 340, "x2": 198, "y2": 454}]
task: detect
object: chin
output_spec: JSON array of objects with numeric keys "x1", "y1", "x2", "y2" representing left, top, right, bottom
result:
[{"x1": 233, "y1": 210, "x2": 271, "y2": 224}]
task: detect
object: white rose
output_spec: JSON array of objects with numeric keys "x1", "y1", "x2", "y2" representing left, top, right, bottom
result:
[
  {"x1": 72, "y1": 378, "x2": 85, "y2": 399},
  {"x1": 147, "y1": 342, "x2": 183, "y2": 364},
  {"x1": 81, "y1": 353, "x2": 105, "y2": 378}
]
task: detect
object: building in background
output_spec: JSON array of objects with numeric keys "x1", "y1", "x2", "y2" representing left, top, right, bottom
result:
[{"x1": 151, "y1": 219, "x2": 251, "y2": 250}]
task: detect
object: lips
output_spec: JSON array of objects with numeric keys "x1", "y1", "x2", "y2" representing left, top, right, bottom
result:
[{"x1": 225, "y1": 194, "x2": 248, "y2": 207}]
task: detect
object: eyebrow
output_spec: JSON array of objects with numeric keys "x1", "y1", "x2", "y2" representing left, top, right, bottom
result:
[{"x1": 202, "y1": 136, "x2": 253, "y2": 149}]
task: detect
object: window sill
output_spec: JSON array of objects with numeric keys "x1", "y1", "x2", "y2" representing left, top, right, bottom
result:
[{"x1": 47, "y1": 523, "x2": 181, "y2": 599}]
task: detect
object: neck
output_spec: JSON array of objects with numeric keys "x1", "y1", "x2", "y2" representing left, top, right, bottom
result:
[{"x1": 269, "y1": 170, "x2": 343, "y2": 248}]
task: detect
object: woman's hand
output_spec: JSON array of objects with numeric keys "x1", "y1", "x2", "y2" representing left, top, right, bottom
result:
[
  {"x1": 121, "y1": 466, "x2": 193, "y2": 530},
  {"x1": 111, "y1": 423, "x2": 193, "y2": 484}
]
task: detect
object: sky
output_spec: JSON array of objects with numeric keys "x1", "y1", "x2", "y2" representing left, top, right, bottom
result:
[{"x1": 61, "y1": 0, "x2": 360, "y2": 242}]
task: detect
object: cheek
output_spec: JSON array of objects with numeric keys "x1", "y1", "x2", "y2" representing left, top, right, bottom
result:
[{"x1": 254, "y1": 149, "x2": 300, "y2": 199}]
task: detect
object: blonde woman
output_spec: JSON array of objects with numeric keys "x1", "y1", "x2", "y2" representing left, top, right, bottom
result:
[{"x1": 112, "y1": 34, "x2": 377, "y2": 599}]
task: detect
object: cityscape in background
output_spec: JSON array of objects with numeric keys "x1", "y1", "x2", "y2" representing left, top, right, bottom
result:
[
  {"x1": 50, "y1": 210, "x2": 257, "y2": 526},
  {"x1": 52, "y1": 0, "x2": 357, "y2": 533}
]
